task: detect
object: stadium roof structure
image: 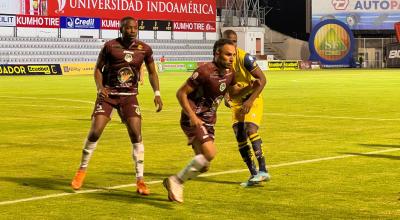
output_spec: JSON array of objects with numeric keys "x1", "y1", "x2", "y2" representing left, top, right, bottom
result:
[{"x1": 221, "y1": 0, "x2": 271, "y2": 27}]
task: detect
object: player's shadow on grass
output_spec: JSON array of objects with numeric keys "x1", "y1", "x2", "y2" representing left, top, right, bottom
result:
[
  {"x1": 359, "y1": 143, "x2": 400, "y2": 148},
  {"x1": 0, "y1": 177, "x2": 73, "y2": 192},
  {"x1": 341, "y1": 152, "x2": 400, "y2": 160},
  {"x1": 106, "y1": 171, "x2": 243, "y2": 185},
  {"x1": 106, "y1": 171, "x2": 174, "y2": 179},
  {"x1": 85, "y1": 189, "x2": 175, "y2": 209},
  {"x1": 193, "y1": 177, "x2": 242, "y2": 185}
]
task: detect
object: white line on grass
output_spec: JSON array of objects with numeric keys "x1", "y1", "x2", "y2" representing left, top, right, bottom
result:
[
  {"x1": 265, "y1": 113, "x2": 400, "y2": 122},
  {"x1": 1, "y1": 95, "x2": 400, "y2": 121},
  {"x1": 0, "y1": 148, "x2": 399, "y2": 206},
  {"x1": 0, "y1": 96, "x2": 93, "y2": 104}
]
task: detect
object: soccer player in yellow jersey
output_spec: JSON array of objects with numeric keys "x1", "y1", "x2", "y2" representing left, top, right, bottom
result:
[{"x1": 222, "y1": 30, "x2": 270, "y2": 187}]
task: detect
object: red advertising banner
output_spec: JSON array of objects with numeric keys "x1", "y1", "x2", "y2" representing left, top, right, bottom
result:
[
  {"x1": 173, "y1": 21, "x2": 216, "y2": 32},
  {"x1": 16, "y1": 15, "x2": 59, "y2": 28},
  {"x1": 395, "y1": 22, "x2": 400, "y2": 43},
  {"x1": 101, "y1": 18, "x2": 120, "y2": 30},
  {"x1": 45, "y1": 0, "x2": 215, "y2": 22}
]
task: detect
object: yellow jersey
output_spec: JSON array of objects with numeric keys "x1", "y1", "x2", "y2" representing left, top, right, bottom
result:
[{"x1": 231, "y1": 47, "x2": 260, "y2": 102}]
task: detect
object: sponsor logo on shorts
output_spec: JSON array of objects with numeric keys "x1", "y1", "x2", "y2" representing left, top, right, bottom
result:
[
  {"x1": 135, "y1": 105, "x2": 141, "y2": 115},
  {"x1": 95, "y1": 104, "x2": 105, "y2": 113}
]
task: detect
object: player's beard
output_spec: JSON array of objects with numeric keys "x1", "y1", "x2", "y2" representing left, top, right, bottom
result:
[
  {"x1": 217, "y1": 59, "x2": 232, "y2": 70},
  {"x1": 122, "y1": 35, "x2": 136, "y2": 46}
]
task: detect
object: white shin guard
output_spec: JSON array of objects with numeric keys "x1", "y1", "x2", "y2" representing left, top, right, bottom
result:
[
  {"x1": 177, "y1": 154, "x2": 210, "y2": 182},
  {"x1": 80, "y1": 139, "x2": 98, "y2": 168},
  {"x1": 132, "y1": 142, "x2": 144, "y2": 178}
]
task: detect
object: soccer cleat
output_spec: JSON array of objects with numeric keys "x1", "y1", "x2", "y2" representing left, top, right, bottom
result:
[
  {"x1": 136, "y1": 179, "x2": 150, "y2": 195},
  {"x1": 163, "y1": 176, "x2": 183, "y2": 203},
  {"x1": 240, "y1": 180, "x2": 261, "y2": 187},
  {"x1": 250, "y1": 171, "x2": 271, "y2": 182},
  {"x1": 71, "y1": 169, "x2": 86, "y2": 190}
]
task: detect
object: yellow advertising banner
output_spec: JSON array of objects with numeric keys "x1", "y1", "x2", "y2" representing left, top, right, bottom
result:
[
  {"x1": 61, "y1": 63, "x2": 96, "y2": 75},
  {"x1": 267, "y1": 60, "x2": 300, "y2": 70}
]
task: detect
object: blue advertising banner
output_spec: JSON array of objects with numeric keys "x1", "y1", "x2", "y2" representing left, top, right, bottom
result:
[
  {"x1": 60, "y1": 16, "x2": 100, "y2": 29},
  {"x1": 309, "y1": 19, "x2": 356, "y2": 68}
]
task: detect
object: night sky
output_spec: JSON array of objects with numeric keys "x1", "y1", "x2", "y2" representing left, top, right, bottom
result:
[{"x1": 262, "y1": 0, "x2": 307, "y2": 40}]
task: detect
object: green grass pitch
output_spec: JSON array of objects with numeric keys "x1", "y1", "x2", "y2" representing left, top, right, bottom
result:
[{"x1": 0, "y1": 69, "x2": 399, "y2": 219}]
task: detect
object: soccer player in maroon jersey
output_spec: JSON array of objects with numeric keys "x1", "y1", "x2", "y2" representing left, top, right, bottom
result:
[
  {"x1": 163, "y1": 39, "x2": 261, "y2": 203},
  {"x1": 71, "y1": 17, "x2": 163, "y2": 195}
]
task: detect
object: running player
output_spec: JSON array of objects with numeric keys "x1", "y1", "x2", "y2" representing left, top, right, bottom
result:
[{"x1": 163, "y1": 39, "x2": 259, "y2": 203}]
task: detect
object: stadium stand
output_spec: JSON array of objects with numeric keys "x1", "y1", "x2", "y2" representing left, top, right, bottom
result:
[{"x1": 0, "y1": 36, "x2": 213, "y2": 64}]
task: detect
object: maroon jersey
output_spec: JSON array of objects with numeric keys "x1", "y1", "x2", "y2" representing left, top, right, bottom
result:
[
  {"x1": 181, "y1": 62, "x2": 236, "y2": 126},
  {"x1": 97, "y1": 38, "x2": 154, "y2": 94}
]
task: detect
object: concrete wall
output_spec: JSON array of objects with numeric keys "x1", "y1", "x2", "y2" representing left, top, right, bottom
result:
[
  {"x1": 220, "y1": 26, "x2": 265, "y2": 55},
  {"x1": 264, "y1": 25, "x2": 310, "y2": 60}
]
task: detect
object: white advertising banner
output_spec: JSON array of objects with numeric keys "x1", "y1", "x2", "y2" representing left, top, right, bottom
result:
[
  {"x1": 312, "y1": 0, "x2": 400, "y2": 30},
  {"x1": 0, "y1": 14, "x2": 16, "y2": 27}
]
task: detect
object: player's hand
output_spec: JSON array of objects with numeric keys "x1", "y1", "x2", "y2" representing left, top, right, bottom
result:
[
  {"x1": 190, "y1": 116, "x2": 204, "y2": 128},
  {"x1": 97, "y1": 87, "x2": 109, "y2": 101},
  {"x1": 240, "y1": 100, "x2": 253, "y2": 114},
  {"x1": 224, "y1": 97, "x2": 232, "y2": 108},
  {"x1": 154, "y1": 96, "x2": 163, "y2": 112}
]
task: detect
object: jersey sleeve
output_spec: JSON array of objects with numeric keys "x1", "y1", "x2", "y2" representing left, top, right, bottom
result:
[
  {"x1": 243, "y1": 53, "x2": 259, "y2": 72},
  {"x1": 144, "y1": 46, "x2": 154, "y2": 64},
  {"x1": 96, "y1": 43, "x2": 108, "y2": 70},
  {"x1": 186, "y1": 69, "x2": 205, "y2": 89}
]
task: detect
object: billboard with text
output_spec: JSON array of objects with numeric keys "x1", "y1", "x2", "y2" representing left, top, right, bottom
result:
[
  {"x1": 7, "y1": 0, "x2": 216, "y2": 32},
  {"x1": 60, "y1": 16, "x2": 100, "y2": 29},
  {"x1": 312, "y1": 0, "x2": 400, "y2": 30},
  {"x1": 0, "y1": 64, "x2": 62, "y2": 75},
  {"x1": 16, "y1": 14, "x2": 59, "y2": 28},
  {"x1": 0, "y1": 14, "x2": 16, "y2": 27}
]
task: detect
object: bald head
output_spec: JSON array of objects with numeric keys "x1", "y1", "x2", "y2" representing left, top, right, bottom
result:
[{"x1": 222, "y1": 30, "x2": 237, "y2": 47}]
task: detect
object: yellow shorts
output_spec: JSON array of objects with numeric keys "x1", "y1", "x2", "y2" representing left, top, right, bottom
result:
[{"x1": 231, "y1": 96, "x2": 263, "y2": 126}]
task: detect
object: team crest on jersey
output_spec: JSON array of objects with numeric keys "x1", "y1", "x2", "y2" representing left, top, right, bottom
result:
[
  {"x1": 137, "y1": 45, "x2": 143, "y2": 50},
  {"x1": 124, "y1": 54, "x2": 133, "y2": 62},
  {"x1": 118, "y1": 67, "x2": 134, "y2": 83},
  {"x1": 219, "y1": 82, "x2": 226, "y2": 91},
  {"x1": 191, "y1": 72, "x2": 199, "y2": 80}
]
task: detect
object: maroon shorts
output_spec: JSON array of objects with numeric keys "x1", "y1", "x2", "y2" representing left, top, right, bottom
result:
[
  {"x1": 92, "y1": 95, "x2": 141, "y2": 120},
  {"x1": 180, "y1": 112, "x2": 215, "y2": 145}
]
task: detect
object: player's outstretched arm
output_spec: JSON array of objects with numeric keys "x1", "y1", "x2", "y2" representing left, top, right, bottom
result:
[{"x1": 146, "y1": 61, "x2": 163, "y2": 112}]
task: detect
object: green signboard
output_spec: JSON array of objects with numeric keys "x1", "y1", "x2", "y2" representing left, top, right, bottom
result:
[{"x1": 158, "y1": 61, "x2": 198, "y2": 72}]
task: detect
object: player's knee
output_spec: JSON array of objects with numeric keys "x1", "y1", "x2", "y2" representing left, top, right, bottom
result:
[
  {"x1": 233, "y1": 123, "x2": 247, "y2": 142},
  {"x1": 246, "y1": 126, "x2": 258, "y2": 136},
  {"x1": 203, "y1": 152, "x2": 216, "y2": 161}
]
